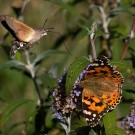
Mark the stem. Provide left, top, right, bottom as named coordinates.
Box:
left=18, top=0, right=30, bottom=18
left=25, top=50, right=35, bottom=78
left=25, top=50, right=42, bottom=105
left=98, top=6, right=111, bottom=39
left=33, top=78, right=43, bottom=104
left=61, top=115, right=71, bottom=135
left=120, top=38, right=130, bottom=60
left=89, top=22, right=97, bottom=60
left=120, top=20, right=135, bottom=60
left=89, top=37, right=97, bottom=60
left=66, top=115, right=71, bottom=135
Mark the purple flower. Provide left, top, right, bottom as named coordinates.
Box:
left=51, top=70, right=76, bottom=121
left=121, top=102, right=135, bottom=134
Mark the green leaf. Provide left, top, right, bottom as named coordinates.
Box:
left=0, top=98, right=34, bottom=127
left=89, top=129, right=97, bottom=135
left=38, top=73, right=57, bottom=89
left=115, top=128, right=127, bottom=135
left=103, top=110, right=116, bottom=135
left=74, top=126, right=91, bottom=135
left=110, top=60, right=130, bottom=67
left=66, top=56, right=89, bottom=94
left=0, top=60, right=26, bottom=70
left=109, top=5, right=134, bottom=17
left=124, top=82, right=135, bottom=90
left=33, top=50, right=66, bottom=66
left=95, top=29, right=105, bottom=38
left=72, top=115, right=87, bottom=129
left=0, top=99, right=8, bottom=120
left=123, top=90, right=135, bottom=100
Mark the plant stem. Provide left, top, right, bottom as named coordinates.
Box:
left=33, top=77, right=43, bottom=104
left=89, top=22, right=97, bottom=60
left=89, top=37, right=97, bottom=60
left=25, top=50, right=43, bottom=105
left=98, top=6, right=111, bottom=39
left=120, top=20, right=135, bottom=60
left=66, top=115, right=71, bottom=135
left=18, top=0, right=30, bottom=18
left=61, top=115, right=71, bottom=135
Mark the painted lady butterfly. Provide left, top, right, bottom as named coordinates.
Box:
left=72, top=56, right=124, bottom=127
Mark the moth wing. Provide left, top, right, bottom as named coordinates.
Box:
left=3, top=16, right=36, bottom=42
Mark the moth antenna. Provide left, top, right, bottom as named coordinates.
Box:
left=47, top=30, right=71, bottom=55
left=45, top=27, right=55, bottom=32
left=43, top=19, right=48, bottom=29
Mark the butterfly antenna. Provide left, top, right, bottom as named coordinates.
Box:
left=47, top=30, right=71, bottom=55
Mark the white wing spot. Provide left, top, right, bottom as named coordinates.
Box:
left=86, top=118, right=89, bottom=121
left=83, top=110, right=91, bottom=115
left=93, top=113, right=96, bottom=117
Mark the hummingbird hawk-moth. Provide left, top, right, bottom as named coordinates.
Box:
left=0, top=15, right=49, bottom=56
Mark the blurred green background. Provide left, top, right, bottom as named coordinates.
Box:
left=0, top=0, right=135, bottom=135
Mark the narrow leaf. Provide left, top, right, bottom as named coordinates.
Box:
left=123, top=90, right=135, bottom=100
left=0, top=98, right=34, bottom=127
left=0, top=60, right=26, bottom=70
left=33, top=50, right=66, bottom=66
left=109, top=5, right=134, bottom=17
left=124, top=82, right=135, bottom=90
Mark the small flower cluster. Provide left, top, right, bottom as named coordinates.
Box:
left=121, top=102, right=135, bottom=134
left=51, top=64, right=90, bottom=121
left=51, top=70, right=76, bottom=120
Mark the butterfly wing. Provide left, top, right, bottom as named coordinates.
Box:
left=76, top=56, right=124, bottom=127
left=82, top=88, right=109, bottom=127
